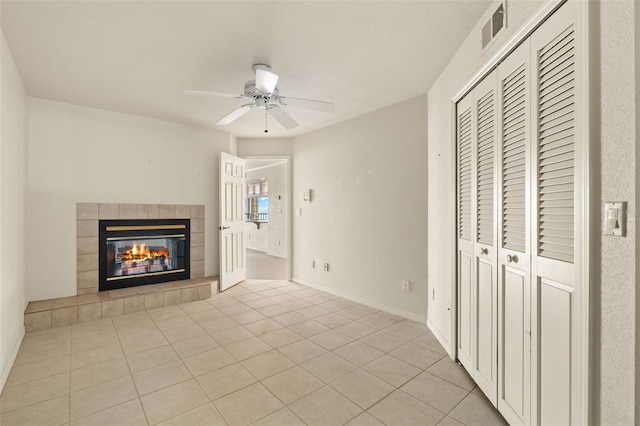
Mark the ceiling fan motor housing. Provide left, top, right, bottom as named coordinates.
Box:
left=244, top=80, right=279, bottom=99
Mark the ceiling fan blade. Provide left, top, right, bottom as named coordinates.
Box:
left=279, top=96, right=335, bottom=113
left=268, top=105, right=298, bottom=129
left=255, top=69, right=279, bottom=94
left=217, top=105, right=253, bottom=125
left=182, top=90, right=240, bottom=98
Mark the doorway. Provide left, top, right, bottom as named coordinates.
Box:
left=243, top=157, right=290, bottom=280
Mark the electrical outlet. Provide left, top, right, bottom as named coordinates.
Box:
left=401, top=280, right=410, bottom=291
left=324, top=262, right=330, bottom=272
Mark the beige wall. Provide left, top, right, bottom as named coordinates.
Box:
left=237, top=138, right=293, bottom=158
left=597, top=1, right=637, bottom=423
left=26, top=98, right=232, bottom=301
left=636, top=1, right=640, bottom=421
left=291, top=95, right=428, bottom=321
left=0, top=30, right=27, bottom=389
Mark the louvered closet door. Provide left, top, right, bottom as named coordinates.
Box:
left=530, top=2, right=583, bottom=424
left=496, top=39, right=531, bottom=426
left=471, top=71, right=498, bottom=406
left=456, top=93, right=475, bottom=373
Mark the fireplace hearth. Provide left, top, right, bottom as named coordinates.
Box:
left=99, top=219, right=190, bottom=291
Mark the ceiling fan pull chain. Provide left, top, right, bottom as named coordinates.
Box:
left=264, top=109, right=269, bottom=133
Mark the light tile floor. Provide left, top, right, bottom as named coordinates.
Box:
left=246, top=250, right=288, bottom=280
left=0, top=280, right=507, bottom=426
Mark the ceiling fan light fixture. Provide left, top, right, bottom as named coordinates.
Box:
left=254, top=64, right=279, bottom=94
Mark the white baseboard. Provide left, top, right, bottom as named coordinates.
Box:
left=292, top=277, right=427, bottom=324
left=0, top=326, right=25, bottom=393
left=427, top=318, right=454, bottom=359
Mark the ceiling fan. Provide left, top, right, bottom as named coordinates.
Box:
left=183, top=64, right=335, bottom=132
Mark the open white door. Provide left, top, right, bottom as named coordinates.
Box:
left=219, top=152, right=246, bottom=291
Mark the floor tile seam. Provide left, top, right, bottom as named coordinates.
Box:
left=423, top=362, right=476, bottom=392
left=68, top=395, right=143, bottom=425
left=157, top=401, right=216, bottom=426
left=19, top=335, right=72, bottom=352
left=170, top=338, right=223, bottom=362
left=3, top=356, right=73, bottom=389
left=68, top=377, right=139, bottom=422
left=252, top=364, right=318, bottom=407
left=432, top=386, right=475, bottom=420
left=360, top=361, right=425, bottom=390
left=110, top=314, right=152, bottom=426
left=385, top=347, right=446, bottom=370
left=158, top=326, right=208, bottom=345
left=0, top=391, right=71, bottom=418
left=389, top=388, right=451, bottom=421
left=354, top=332, right=408, bottom=349
left=326, top=373, right=396, bottom=412
left=411, top=369, right=476, bottom=396
left=125, top=352, right=178, bottom=376
left=131, top=359, right=195, bottom=398
left=152, top=318, right=199, bottom=334
left=287, top=385, right=365, bottom=426
left=329, top=346, right=385, bottom=368
left=68, top=357, right=132, bottom=394
left=12, top=345, right=72, bottom=368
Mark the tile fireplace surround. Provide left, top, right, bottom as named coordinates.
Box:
left=77, top=203, right=206, bottom=295
left=22, top=203, right=214, bottom=333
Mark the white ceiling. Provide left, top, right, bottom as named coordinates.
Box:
left=1, top=1, right=491, bottom=138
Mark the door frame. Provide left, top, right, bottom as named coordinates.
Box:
left=242, top=155, right=292, bottom=281
left=448, top=0, right=591, bottom=423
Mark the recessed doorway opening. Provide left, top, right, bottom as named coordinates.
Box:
left=243, top=157, right=290, bottom=280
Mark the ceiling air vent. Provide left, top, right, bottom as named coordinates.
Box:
left=482, top=2, right=506, bottom=51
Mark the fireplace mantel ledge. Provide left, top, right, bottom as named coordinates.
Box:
left=23, top=276, right=219, bottom=332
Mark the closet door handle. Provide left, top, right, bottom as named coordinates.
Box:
left=506, top=254, right=519, bottom=263
left=480, top=248, right=489, bottom=255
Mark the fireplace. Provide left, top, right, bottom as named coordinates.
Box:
left=99, top=219, right=191, bottom=291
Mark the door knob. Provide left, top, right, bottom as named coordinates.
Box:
left=480, top=248, right=488, bottom=255
left=506, top=254, right=519, bottom=263
left=218, top=226, right=230, bottom=231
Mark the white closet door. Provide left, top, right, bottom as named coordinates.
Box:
left=456, top=92, right=475, bottom=373
left=472, top=71, right=498, bottom=405
left=530, top=1, right=583, bottom=424
left=496, top=39, right=531, bottom=426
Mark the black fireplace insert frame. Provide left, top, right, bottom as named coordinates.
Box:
left=99, top=219, right=191, bottom=292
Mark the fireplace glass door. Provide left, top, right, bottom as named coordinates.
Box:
left=99, top=219, right=190, bottom=291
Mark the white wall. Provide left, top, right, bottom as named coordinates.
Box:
left=245, top=162, right=288, bottom=258
left=26, top=99, right=231, bottom=301
left=291, top=95, right=428, bottom=321
left=0, top=30, right=27, bottom=390
left=426, top=0, right=544, bottom=351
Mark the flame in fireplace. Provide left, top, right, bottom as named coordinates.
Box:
left=119, top=242, right=168, bottom=262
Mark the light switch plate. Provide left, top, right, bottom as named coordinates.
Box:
left=604, top=201, right=626, bottom=237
